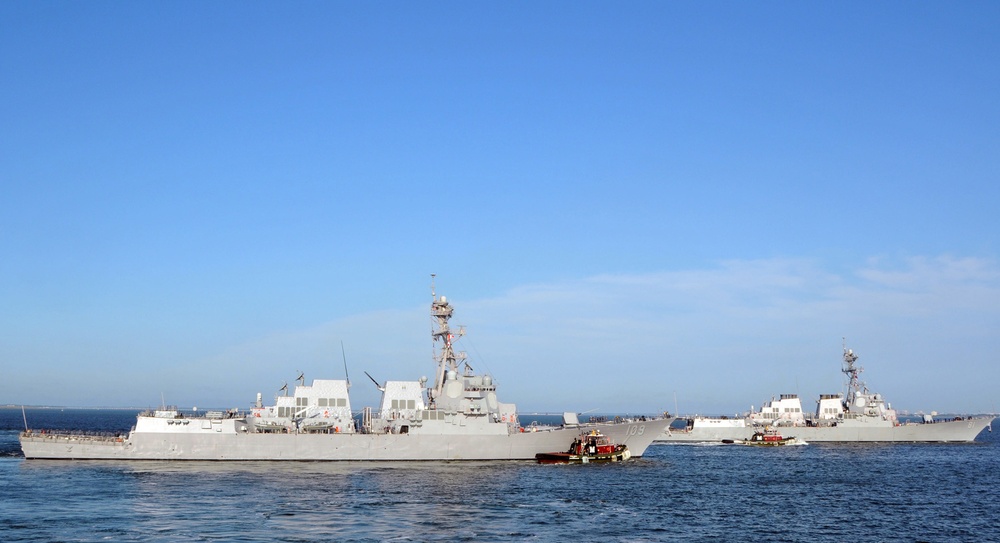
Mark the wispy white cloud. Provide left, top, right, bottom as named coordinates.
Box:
left=6, top=256, right=998, bottom=414
left=452, top=256, right=1000, bottom=414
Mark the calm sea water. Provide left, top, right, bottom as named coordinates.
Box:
left=2, top=408, right=998, bottom=542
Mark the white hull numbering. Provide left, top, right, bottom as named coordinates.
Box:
left=21, top=281, right=672, bottom=461
left=659, top=345, right=995, bottom=443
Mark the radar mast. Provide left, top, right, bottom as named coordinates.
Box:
left=842, top=339, right=868, bottom=409
left=428, top=275, right=465, bottom=405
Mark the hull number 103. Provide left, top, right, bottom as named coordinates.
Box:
left=626, top=425, right=645, bottom=436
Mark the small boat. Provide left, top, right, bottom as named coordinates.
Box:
left=535, top=430, right=631, bottom=464
left=723, top=427, right=800, bottom=446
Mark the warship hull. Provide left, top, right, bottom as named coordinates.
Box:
left=21, top=418, right=671, bottom=461
left=658, top=416, right=995, bottom=443
left=661, top=344, right=995, bottom=444
left=21, top=283, right=673, bottom=461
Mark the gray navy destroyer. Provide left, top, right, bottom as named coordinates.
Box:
left=20, top=283, right=672, bottom=460
left=660, top=344, right=994, bottom=443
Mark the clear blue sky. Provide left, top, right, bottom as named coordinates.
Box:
left=2, top=2, right=998, bottom=414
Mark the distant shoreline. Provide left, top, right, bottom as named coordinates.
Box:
left=2, top=405, right=147, bottom=410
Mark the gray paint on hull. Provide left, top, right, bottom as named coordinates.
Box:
left=21, top=418, right=673, bottom=461
left=657, top=416, right=995, bottom=443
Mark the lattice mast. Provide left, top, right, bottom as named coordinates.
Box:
left=428, top=275, right=465, bottom=405
left=842, top=339, right=867, bottom=406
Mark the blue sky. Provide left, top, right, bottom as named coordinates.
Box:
left=2, top=3, right=998, bottom=414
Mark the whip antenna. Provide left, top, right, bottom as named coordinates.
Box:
left=341, top=341, right=351, bottom=390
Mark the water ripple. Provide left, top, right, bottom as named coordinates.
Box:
left=2, top=409, right=998, bottom=542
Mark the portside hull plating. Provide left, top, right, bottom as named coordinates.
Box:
left=657, top=416, right=995, bottom=443
left=20, top=418, right=671, bottom=461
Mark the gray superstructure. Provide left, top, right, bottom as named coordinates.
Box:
left=21, top=282, right=671, bottom=460
left=659, top=345, right=994, bottom=443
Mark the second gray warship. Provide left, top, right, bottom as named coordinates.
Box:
left=659, top=345, right=994, bottom=443
left=21, top=282, right=672, bottom=460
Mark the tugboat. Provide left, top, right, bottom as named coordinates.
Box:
left=723, top=427, right=801, bottom=446
left=535, top=430, right=631, bottom=463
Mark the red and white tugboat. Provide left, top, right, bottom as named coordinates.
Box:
left=724, top=427, right=801, bottom=446
left=535, top=430, right=631, bottom=464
